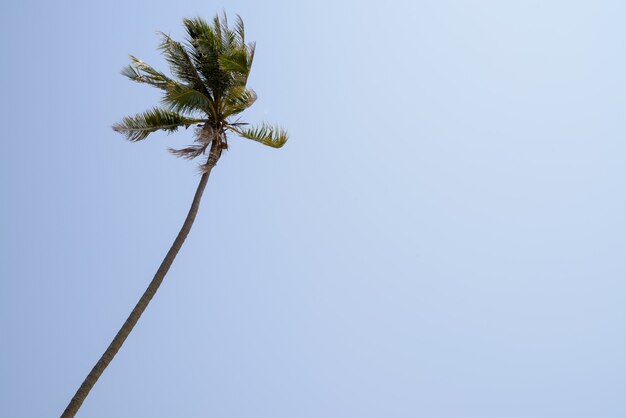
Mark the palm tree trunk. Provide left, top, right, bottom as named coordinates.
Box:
left=61, top=164, right=215, bottom=418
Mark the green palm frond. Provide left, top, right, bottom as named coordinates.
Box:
left=182, top=15, right=253, bottom=96
left=162, top=83, right=211, bottom=115
left=234, top=15, right=245, bottom=44
left=223, top=87, right=257, bottom=117
left=159, top=33, right=212, bottom=98
left=183, top=17, right=230, bottom=95
left=122, top=56, right=173, bottom=91
left=112, top=107, right=204, bottom=142
left=246, top=42, right=255, bottom=68
left=213, top=13, right=225, bottom=47
left=232, top=123, right=289, bottom=148
left=219, top=47, right=252, bottom=78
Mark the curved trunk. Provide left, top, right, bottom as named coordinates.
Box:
left=61, top=165, right=215, bottom=418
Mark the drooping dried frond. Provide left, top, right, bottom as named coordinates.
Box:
left=232, top=123, right=289, bottom=148
left=112, top=107, right=204, bottom=142
left=168, top=144, right=209, bottom=160
left=168, top=124, right=216, bottom=160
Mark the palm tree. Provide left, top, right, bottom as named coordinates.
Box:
left=61, top=13, right=287, bottom=418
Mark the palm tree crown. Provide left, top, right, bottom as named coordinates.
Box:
left=113, top=13, right=288, bottom=170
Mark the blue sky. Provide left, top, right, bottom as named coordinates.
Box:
left=1, top=0, right=626, bottom=417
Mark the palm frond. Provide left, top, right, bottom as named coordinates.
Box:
left=189, top=30, right=231, bottom=95
left=162, top=83, right=211, bottom=115
left=112, top=107, right=205, bottom=142
left=232, top=123, right=289, bottom=148
left=223, top=87, right=257, bottom=117
left=213, top=14, right=224, bottom=47
left=234, top=15, right=245, bottom=44
left=122, top=56, right=173, bottom=91
left=168, top=144, right=208, bottom=159
left=182, top=14, right=251, bottom=97
left=219, top=48, right=252, bottom=77
left=247, top=42, right=256, bottom=68
left=159, top=33, right=212, bottom=98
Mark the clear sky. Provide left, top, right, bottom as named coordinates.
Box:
left=1, top=0, right=625, bottom=417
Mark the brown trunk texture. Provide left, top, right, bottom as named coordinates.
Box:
left=61, top=166, right=214, bottom=418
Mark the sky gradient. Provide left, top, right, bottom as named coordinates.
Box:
left=1, top=0, right=626, bottom=417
